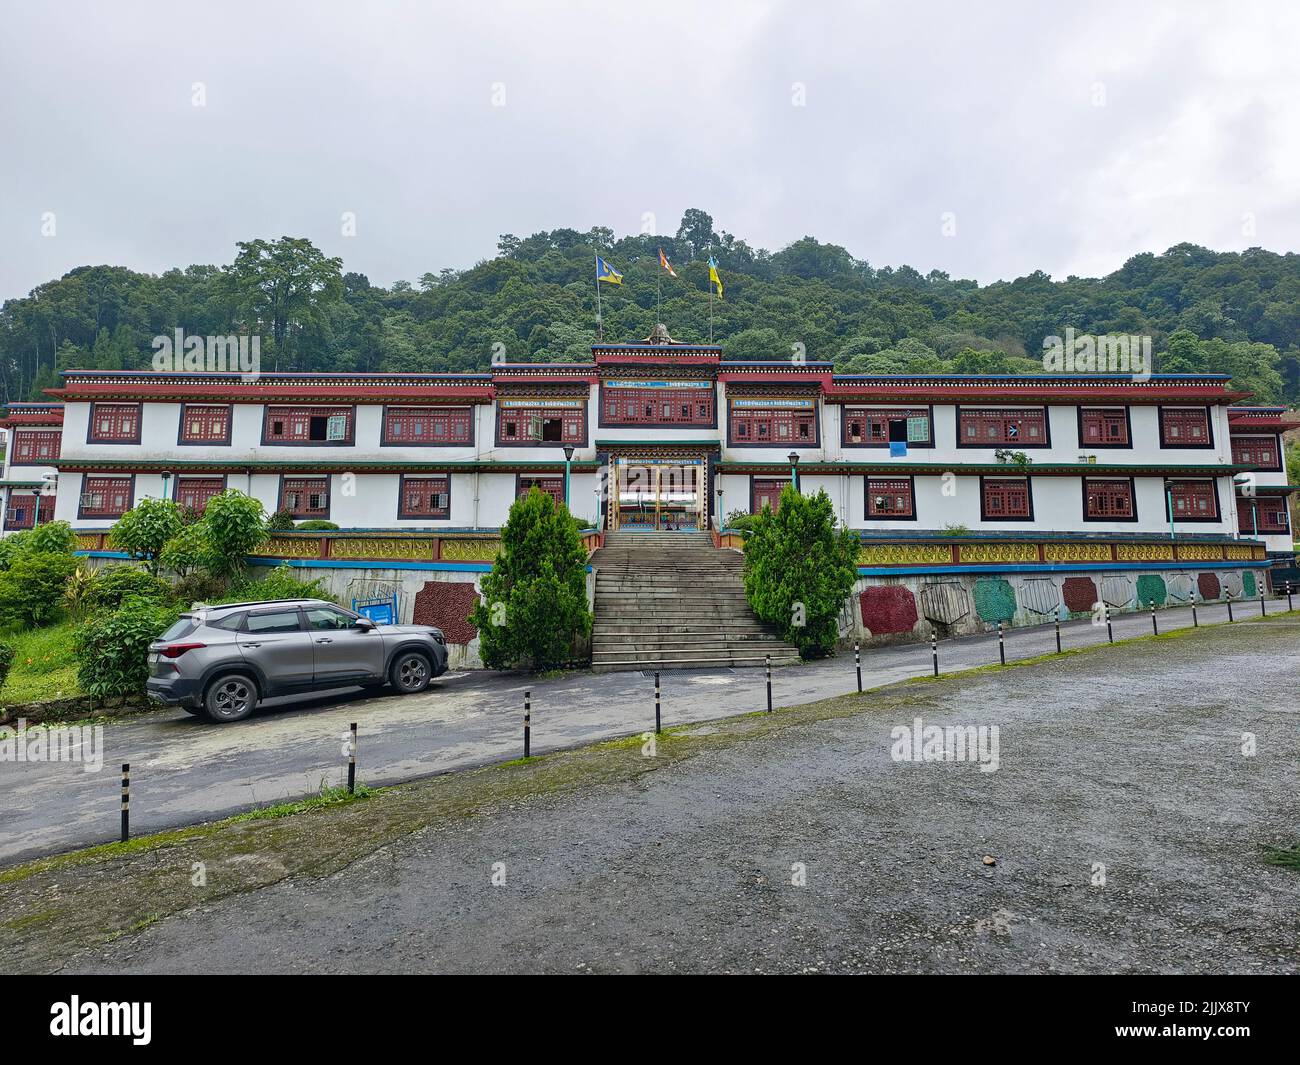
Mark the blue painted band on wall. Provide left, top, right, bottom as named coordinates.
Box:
left=858, top=560, right=1272, bottom=577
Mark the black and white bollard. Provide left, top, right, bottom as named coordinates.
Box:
left=1260, top=589, right=1266, bottom=616
left=1150, top=602, right=1158, bottom=636
left=1105, top=604, right=1113, bottom=644
left=997, top=621, right=1005, bottom=666
left=1191, top=592, right=1198, bottom=628
left=1054, top=616, right=1061, bottom=654
left=523, top=690, right=531, bottom=758
left=1227, top=593, right=1234, bottom=622
left=931, top=630, right=939, bottom=677
left=854, top=641, right=862, bottom=693
left=765, top=655, right=772, bottom=714
left=1288, top=582, right=1294, bottom=612
left=654, top=671, right=661, bottom=735
left=347, top=722, right=357, bottom=795
left=120, top=762, right=130, bottom=843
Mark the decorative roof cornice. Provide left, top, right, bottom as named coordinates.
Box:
left=53, top=458, right=601, bottom=475
left=717, top=460, right=1251, bottom=477
left=50, top=370, right=496, bottom=404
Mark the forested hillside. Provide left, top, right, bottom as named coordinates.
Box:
left=3, top=208, right=1298, bottom=405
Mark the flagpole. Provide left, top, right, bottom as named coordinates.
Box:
left=709, top=271, right=714, bottom=343
left=594, top=253, right=603, bottom=340
left=656, top=264, right=661, bottom=326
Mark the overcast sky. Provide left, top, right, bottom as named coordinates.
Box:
left=2, top=0, right=1297, bottom=301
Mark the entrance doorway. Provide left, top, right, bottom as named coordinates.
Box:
left=611, top=457, right=705, bottom=531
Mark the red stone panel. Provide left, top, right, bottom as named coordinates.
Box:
left=1062, top=576, right=1098, bottom=614
left=412, top=581, right=480, bottom=644
left=859, top=585, right=919, bottom=635
left=1197, top=573, right=1220, bottom=600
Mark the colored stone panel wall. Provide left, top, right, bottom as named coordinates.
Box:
left=973, top=578, right=1017, bottom=623
left=1135, top=574, right=1166, bottom=607
left=1100, top=575, right=1134, bottom=608
left=920, top=581, right=971, bottom=626
left=859, top=585, right=919, bottom=635
left=1197, top=573, right=1221, bottom=600
left=1243, top=571, right=1257, bottom=598
left=1062, top=576, right=1098, bottom=614
left=413, top=581, right=480, bottom=644
left=1020, top=577, right=1060, bottom=616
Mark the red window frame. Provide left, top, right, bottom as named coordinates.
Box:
left=175, top=476, right=226, bottom=515
left=750, top=478, right=790, bottom=514
left=1166, top=480, right=1219, bottom=521
left=383, top=406, right=474, bottom=446
left=1230, top=435, right=1280, bottom=469
left=1159, top=407, right=1212, bottom=447
left=981, top=477, right=1033, bottom=520
left=729, top=404, right=818, bottom=446
left=958, top=408, right=1049, bottom=447
left=497, top=404, right=586, bottom=446
left=1078, top=408, right=1130, bottom=448
left=398, top=475, right=451, bottom=519
left=517, top=476, right=565, bottom=506
left=843, top=408, right=932, bottom=447
left=3, top=494, right=55, bottom=530
left=87, top=403, right=141, bottom=443
left=865, top=477, right=916, bottom=520
left=178, top=404, right=232, bottom=444
left=1238, top=500, right=1290, bottom=534
left=9, top=430, right=61, bottom=464
left=263, top=406, right=355, bottom=446
left=279, top=476, right=331, bottom=518
left=1083, top=478, right=1136, bottom=521
left=79, top=476, right=133, bottom=518
left=600, top=386, right=715, bottom=427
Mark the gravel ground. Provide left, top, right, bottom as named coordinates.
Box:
left=20, top=617, right=1300, bottom=974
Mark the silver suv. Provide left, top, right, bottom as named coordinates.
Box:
left=146, top=599, right=449, bottom=723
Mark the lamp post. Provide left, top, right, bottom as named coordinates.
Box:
left=1163, top=478, right=1175, bottom=542
left=160, top=470, right=172, bottom=502
left=562, top=445, right=574, bottom=510
left=31, top=482, right=44, bottom=530
left=715, top=487, right=725, bottom=531
left=788, top=451, right=800, bottom=494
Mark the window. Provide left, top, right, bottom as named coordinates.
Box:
left=175, top=477, right=225, bottom=514
left=245, top=610, right=303, bottom=634
left=601, top=386, right=714, bottom=426
left=263, top=406, right=354, bottom=445
left=1160, top=407, right=1212, bottom=447
left=305, top=607, right=363, bottom=630
left=981, top=477, right=1033, bottom=520
left=729, top=401, right=818, bottom=446
left=87, top=403, right=141, bottom=443
left=398, top=475, right=450, bottom=519
left=865, top=477, right=916, bottom=519
left=1078, top=408, right=1129, bottom=447
left=3, top=494, right=54, bottom=530
left=959, top=408, right=1048, bottom=447
left=497, top=403, right=585, bottom=446
left=80, top=476, right=133, bottom=518
left=383, top=406, right=473, bottom=445
left=1238, top=501, right=1290, bottom=534
left=210, top=613, right=246, bottom=632
left=1167, top=480, right=1218, bottom=521
left=844, top=408, right=931, bottom=447
left=1231, top=435, right=1280, bottom=469
left=9, top=430, right=60, bottom=464
left=1083, top=478, right=1136, bottom=520
left=178, top=404, right=231, bottom=444
left=751, top=478, right=790, bottom=513
left=517, top=476, right=564, bottom=506
left=280, top=476, right=330, bottom=518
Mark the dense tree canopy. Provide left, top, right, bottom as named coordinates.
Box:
left=3, top=214, right=1299, bottom=404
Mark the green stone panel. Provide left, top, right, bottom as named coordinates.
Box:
left=1136, top=574, right=1167, bottom=608
left=1243, top=571, right=1257, bottom=598
left=973, top=578, right=1017, bottom=623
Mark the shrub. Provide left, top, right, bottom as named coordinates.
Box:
left=225, top=564, right=331, bottom=604
left=63, top=564, right=96, bottom=618
left=202, top=490, right=268, bottom=579
left=470, top=488, right=592, bottom=670
left=158, top=520, right=216, bottom=577
left=74, top=596, right=182, bottom=701
left=266, top=509, right=296, bottom=533
left=108, top=498, right=184, bottom=573
left=0, top=552, right=80, bottom=626
left=82, top=564, right=175, bottom=612
left=0, top=520, right=76, bottom=571
left=0, top=640, right=14, bottom=690
left=741, top=486, right=860, bottom=659
left=172, top=571, right=229, bottom=606
left=295, top=519, right=339, bottom=531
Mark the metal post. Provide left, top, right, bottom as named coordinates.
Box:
left=1105, top=604, right=1113, bottom=644
left=347, top=722, right=357, bottom=794
left=1054, top=617, right=1061, bottom=654
left=654, top=672, right=661, bottom=734
left=1150, top=602, right=1158, bottom=636
left=854, top=641, right=862, bottom=693
left=1226, top=593, right=1234, bottom=622
left=1191, top=592, right=1198, bottom=628
left=1288, top=582, right=1294, bottom=612
left=120, top=763, right=130, bottom=843
left=1260, top=589, right=1266, bottom=616
left=931, top=631, right=938, bottom=676
left=524, top=690, right=531, bottom=757
left=765, top=655, right=772, bottom=713
left=997, top=622, right=1005, bottom=665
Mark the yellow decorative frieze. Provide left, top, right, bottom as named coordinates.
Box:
left=1224, top=544, right=1256, bottom=561
left=330, top=537, right=434, bottom=561
left=1116, top=543, right=1174, bottom=562
left=957, top=542, right=1038, bottom=564
left=74, top=533, right=102, bottom=551
left=440, top=538, right=502, bottom=562
left=859, top=544, right=953, bottom=566
left=1176, top=544, right=1224, bottom=561
left=1044, top=542, right=1111, bottom=563
left=254, top=536, right=322, bottom=559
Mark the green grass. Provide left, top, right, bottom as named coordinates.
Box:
left=228, top=783, right=376, bottom=822
left=0, top=621, right=82, bottom=704
left=1263, top=844, right=1300, bottom=871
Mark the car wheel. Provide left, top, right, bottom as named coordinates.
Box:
left=389, top=651, right=432, bottom=694
left=204, top=673, right=258, bottom=723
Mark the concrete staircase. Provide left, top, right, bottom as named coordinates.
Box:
left=589, top=530, right=802, bottom=672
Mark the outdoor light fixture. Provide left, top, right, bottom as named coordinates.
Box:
left=160, top=470, right=173, bottom=501
left=561, top=445, right=575, bottom=507
left=788, top=451, right=800, bottom=492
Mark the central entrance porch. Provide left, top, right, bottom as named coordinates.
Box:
left=609, top=454, right=710, bottom=531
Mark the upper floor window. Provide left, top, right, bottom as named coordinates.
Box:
left=1078, top=408, right=1130, bottom=448
left=1167, top=479, right=1219, bottom=521
left=601, top=385, right=714, bottom=426
left=1230, top=435, right=1280, bottom=469
left=750, top=478, right=790, bottom=514
left=263, top=406, right=354, bottom=446
left=87, top=402, right=141, bottom=444
left=729, top=399, right=818, bottom=446
left=843, top=408, right=932, bottom=447
left=497, top=401, right=585, bottom=446
left=517, top=476, right=565, bottom=506
left=383, top=406, right=473, bottom=446
left=865, top=477, right=916, bottom=519
left=80, top=476, right=133, bottom=518
left=1083, top=478, right=1136, bottom=520
left=179, top=404, right=232, bottom=444
left=280, top=476, right=330, bottom=518
left=959, top=408, right=1048, bottom=447
left=398, top=475, right=450, bottom=519
left=175, top=476, right=225, bottom=515
left=981, top=477, right=1033, bottom=520
left=1160, top=407, right=1212, bottom=448
left=9, top=430, right=60, bottom=464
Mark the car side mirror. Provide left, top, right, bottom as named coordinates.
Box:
left=354, top=617, right=376, bottom=631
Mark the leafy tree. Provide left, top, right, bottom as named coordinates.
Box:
left=470, top=488, right=592, bottom=670
left=158, top=521, right=216, bottom=577
left=741, top=487, right=859, bottom=658
left=0, top=553, right=80, bottom=626
left=201, top=490, right=268, bottom=581
left=109, top=498, right=184, bottom=573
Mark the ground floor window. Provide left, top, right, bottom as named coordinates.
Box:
left=80, top=476, right=133, bottom=519
left=399, top=475, right=450, bottom=519
left=517, top=476, right=564, bottom=507
left=1083, top=478, right=1136, bottom=520
left=1167, top=479, right=1218, bottom=521
left=1236, top=498, right=1290, bottom=534
left=175, top=476, right=225, bottom=515
left=865, top=477, right=915, bottom=519
left=981, top=477, right=1033, bottom=520
left=3, top=493, right=55, bottom=529
left=751, top=478, right=789, bottom=514
left=280, top=476, right=330, bottom=518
